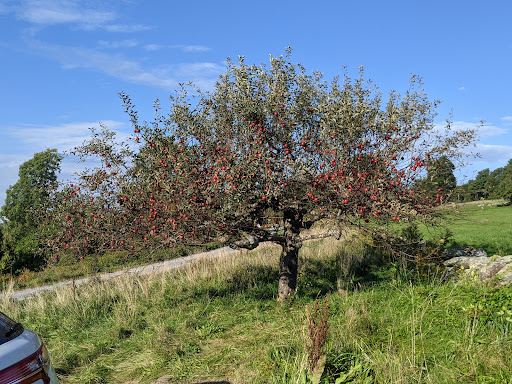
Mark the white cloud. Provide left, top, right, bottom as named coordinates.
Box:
left=502, top=116, right=512, bottom=123
left=179, top=45, right=212, bottom=53
left=0, top=154, right=27, bottom=182
left=11, top=0, right=149, bottom=32
left=458, top=86, right=465, bottom=91
left=0, top=120, right=130, bottom=206
left=29, top=39, right=224, bottom=90
left=18, top=0, right=115, bottom=27
left=104, top=23, right=151, bottom=33
left=0, top=154, right=30, bottom=206
left=432, top=121, right=511, bottom=179
left=145, top=44, right=212, bottom=53
left=97, top=39, right=139, bottom=49
left=473, top=143, right=512, bottom=163
left=4, top=120, right=127, bottom=150
left=473, top=123, right=507, bottom=138
left=435, top=121, right=507, bottom=138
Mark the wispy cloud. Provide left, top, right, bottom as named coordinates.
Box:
left=0, top=2, right=15, bottom=14
left=473, top=143, right=512, bottom=163
left=11, top=0, right=149, bottom=32
left=18, top=0, right=114, bottom=26
left=0, top=120, right=130, bottom=205
left=144, top=44, right=212, bottom=53
left=435, top=121, right=507, bottom=138
left=502, top=116, right=512, bottom=123
left=3, top=120, right=128, bottom=150
left=104, top=23, right=151, bottom=33
left=0, top=154, right=30, bottom=206
left=0, top=154, right=27, bottom=186
left=6, top=1, right=219, bottom=90
left=29, top=39, right=224, bottom=90
left=470, top=123, right=507, bottom=138
left=97, top=39, right=139, bottom=49
left=458, top=86, right=465, bottom=91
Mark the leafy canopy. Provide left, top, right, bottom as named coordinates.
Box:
left=47, top=52, right=476, bottom=260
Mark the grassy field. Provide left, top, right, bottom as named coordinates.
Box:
left=2, top=233, right=512, bottom=383
left=420, top=200, right=512, bottom=256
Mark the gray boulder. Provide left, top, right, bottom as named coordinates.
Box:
left=443, top=247, right=512, bottom=285
left=442, top=246, right=487, bottom=260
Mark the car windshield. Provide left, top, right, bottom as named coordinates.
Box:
left=0, top=312, right=24, bottom=345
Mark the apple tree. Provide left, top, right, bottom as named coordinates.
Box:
left=46, top=52, right=476, bottom=300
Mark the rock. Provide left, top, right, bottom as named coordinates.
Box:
left=501, top=255, right=512, bottom=264
left=152, top=376, right=174, bottom=384
left=150, top=377, right=230, bottom=384
left=444, top=255, right=488, bottom=269
left=443, top=247, right=512, bottom=285
left=498, top=271, right=512, bottom=286
left=442, top=247, right=487, bottom=260
left=478, top=259, right=507, bottom=280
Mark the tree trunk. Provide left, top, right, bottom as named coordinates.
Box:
left=278, top=210, right=303, bottom=301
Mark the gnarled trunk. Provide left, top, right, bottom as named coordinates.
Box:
left=278, top=210, right=303, bottom=300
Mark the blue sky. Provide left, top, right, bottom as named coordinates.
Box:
left=1, top=0, right=511, bottom=206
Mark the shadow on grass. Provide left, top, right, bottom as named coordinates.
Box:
left=185, top=253, right=396, bottom=303
left=189, top=382, right=231, bottom=384
left=296, top=257, right=338, bottom=299
left=191, top=382, right=231, bottom=384
left=186, top=264, right=280, bottom=301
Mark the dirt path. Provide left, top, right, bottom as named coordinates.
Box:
left=1, top=246, right=239, bottom=301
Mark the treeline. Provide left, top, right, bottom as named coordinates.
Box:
left=0, top=149, right=62, bottom=273
left=454, top=159, right=512, bottom=203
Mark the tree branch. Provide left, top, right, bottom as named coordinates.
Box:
left=231, top=228, right=341, bottom=250
left=230, top=230, right=286, bottom=250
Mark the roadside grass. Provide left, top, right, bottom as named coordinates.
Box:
left=2, top=236, right=512, bottom=383
left=0, top=242, right=222, bottom=291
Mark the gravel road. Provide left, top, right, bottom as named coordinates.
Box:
left=1, top=246, right=239, bottom=301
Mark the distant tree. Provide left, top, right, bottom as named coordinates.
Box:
left=471, top=168, right=491, bottom=200
left=486, top=166, right=506, bottom=197
left=455, top=160, right=512, bottom=203
left=422, top=155, right=457, bottom=202
left=0, top=221, right=4, bottom=260
left=47, top=52, right=476, bottom=300
left=0, top=149, right=62, bottom=272
left=491, top=159, right=512, bottom=202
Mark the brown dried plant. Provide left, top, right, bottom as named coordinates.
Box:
left=305, top=293, right=331, bottom=372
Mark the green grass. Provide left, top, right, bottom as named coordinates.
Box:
left=0, top=241, right=223, bottom=291
left=1, top=200, right=511, bottom=383
left=2, top=237, right=512, bottom=384
left=419, top=200, right=512, bottom=256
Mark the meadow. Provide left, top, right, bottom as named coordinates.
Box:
left=438, top=201, right=512, bottom=256
left=1, top=201, right=512, bottom=383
